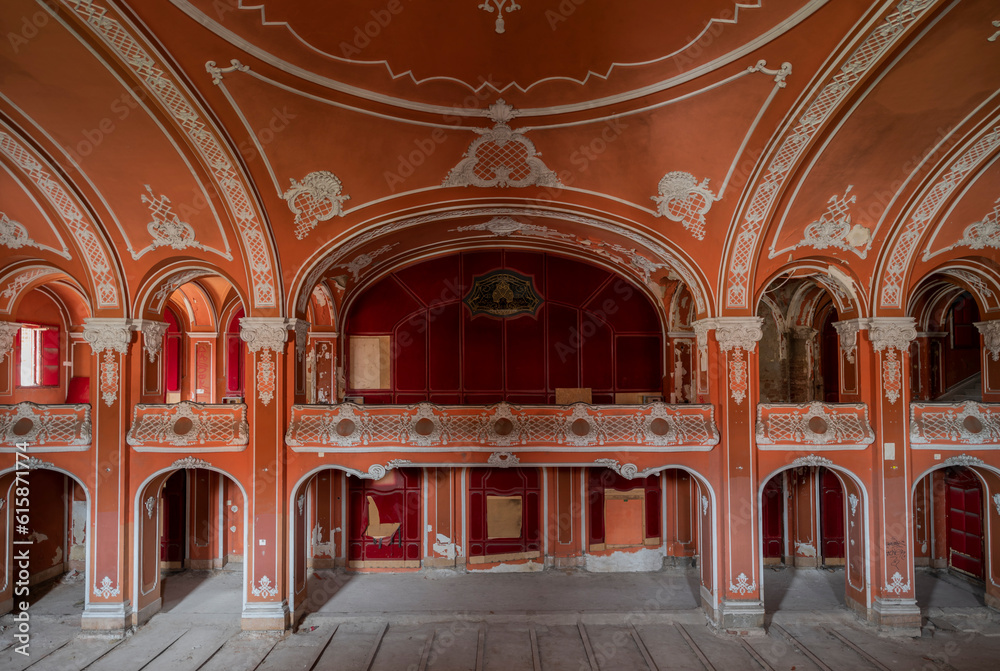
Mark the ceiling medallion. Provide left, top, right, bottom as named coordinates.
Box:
left=479, top=0, right=521, bottom=34
left=464, top=269, right=542, bottom=318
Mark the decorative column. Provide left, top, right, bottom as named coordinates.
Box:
left=975, top=321, right=1000, bottom=402
left=833, top=319, right=867, bottom=403
left=866, top=317, right=919, bottom=632
left=713, top=316, right=765, bottom=632
left=0, top=321, right=21, bottom=399
left=239, top=317, right=297, bottom=630
left=80, top=318, right=135, bottom=632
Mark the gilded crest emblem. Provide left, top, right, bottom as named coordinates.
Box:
left=464, top=270, right=542, bottom=318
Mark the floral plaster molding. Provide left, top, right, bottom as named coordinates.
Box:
left=833, top=319, right=868, bottom=364
left=479, top=0, right=520, bottom=33
left=794, top=185, right=871, bottom=257
left=83, top=319, right=135, bottom=407
left=941, top=454, right=986, bottom=468
left=140, top=186, right=215, bottom=257
left=869, top=318, right=916, bottom=404
left=241, top=318, right=298, bottom=405
left=975, top=320, right=1000, bottom=361
left=790, top=454, right=834, bottom=468
left=171, top=456, right=212, bottom=469
left=282, top=171, right=350, bottom=240
left=910, top=401, right=1000, bottom=446
left=714, top=317, right=763, bottom=405
left=137, top=320, right=169, bottom=363
left=652, top=171, right=718, bottom=241
left=0, top=213, right=46, bottom=254
left=361, top=459, right=412, bottom=480
left=0, top=321, right=21, bottom=363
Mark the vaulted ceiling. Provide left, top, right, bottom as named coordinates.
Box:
left=1, top=0, right=998, bottom=322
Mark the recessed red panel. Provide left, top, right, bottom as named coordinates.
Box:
left=347, top=276, right=421, bottom=332
left=505, top=304, right=546, bottom=391
left=468, top=468, right=541, bottom=558
left=615, top=335, right=661, bottom=389
left=586, top=280, right=661, bottom=333
left=394, top=313, right=426, bottom=391
left=463, top=310, right=504, bottom=391
left=428, top=302, right=461, bottom=392
left=546, top=255, right=610, bottom=306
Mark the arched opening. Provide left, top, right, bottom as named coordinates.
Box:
left=0, top=468, right=88, bottom=624
left=164, top=307, right=183, bottom=403
left=758, top=466, right=867, bottom=617
left=223, top=307, right=246, bottom=402
left=134, top=467, right=246, bottom=626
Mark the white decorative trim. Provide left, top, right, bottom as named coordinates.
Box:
left=478, top=0, right=520, bottom=33
left=140, top=186, right=214, bottom=256
left=947, top=198, right=1000, bottom=253
left=790, top=454, right=833, bottom=468
left=443, top=100, right=560, bottom=188
left=241, top=318, right=295, bottom=405
left=756, top=402, right=875, bottom=446
left=82, top=318, right=133, bottom=356
left=975, top=320, right=1000, bottom=361
left=848, top=493, right=859, bottom=516
left=992, top=493, right=1000, bottom=516
left=20, top=456, right=54, bottom=470
left=292, top=320, right=310, bottom=360
left=910, top=401, right=1000, bottom=445
left=941, top=454, right=985, bottom=468
left=833, top=319, right=867, bottom=364
left=455, top=216, right=573, bottom=239
left=715, top=318, right=763, bottom=405
left=94, top=576, right=120, bottom=599
left=795, top=185, right=870, bottom=257
left=344, top=244, right=396, bottom=282
left=0, top=403, right=91, bottom=447
left=145, top=497, right=155, bottom=519
left=251, top=575, right=279, bottom=598
left=138, top=320, right=169, bottom=363
left=652, top=171, right=718, bottom=241
left=870, top=318, right=916, bottom=405
left=171, top=456, right=211, bottom=469
left=488, top=451, right=520, bottom=468
left=297, top=495, right=305, bottom=516
left=885, top=571, right=909, bottom=596
left=126, top=402, right=249, bottom=447
left=362, top=459, right=412, bottom=480
left=0, top=213, right=45, bottom=253
left=0, top=321, right=21, bottom=363
left=729, top=572, right=756, bottom=595
left=701, top=495, right=708, bottom=516
left=282, top=171, right=350, bottom=240
left=0, top=269, right=51, bottom=315
left=593, top=458, right=644, bottom=480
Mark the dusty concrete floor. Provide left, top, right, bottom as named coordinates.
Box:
left=1, top=566, right=998, bottom=670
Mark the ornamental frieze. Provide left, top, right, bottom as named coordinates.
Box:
left=910, top=401, right=1000, bottom=447
left=756, top=402, right=874, bottom=448
left=127, top=401, right=249, bottom=452
left=0, top=403, right=91, bottom=450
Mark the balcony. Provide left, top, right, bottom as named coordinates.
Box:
left=0, top=402, right=91, bottom=451
left=286, top=401, right=719, bottom=452
left=126, top=401, right=248, bottom=453
left=910, top=401, right=1000, bottom=448
left=755, top=402, right=874, bottom=449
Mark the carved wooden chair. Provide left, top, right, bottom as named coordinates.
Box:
left=365, top=495, right=401, bottom=548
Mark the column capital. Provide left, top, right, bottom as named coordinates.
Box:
left=135, top=319, right=169, bottom=362
left=833, top=319, right=868, bottom=364
left=0, top=321, right=21, bottom=362
left=714, top=316, right=764, bottom=353
left=868, top=317, right=917, bottom=352
left=239, top=317, right=296, bottom=353
left=975, top=320, right=1000, bottom=361
left=82, top=318, right=135, bottom=355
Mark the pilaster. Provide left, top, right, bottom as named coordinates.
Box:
left=975, top=320, right=1000, bottom=402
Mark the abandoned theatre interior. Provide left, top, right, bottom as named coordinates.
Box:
left=1, top=0, right=999, bottom=640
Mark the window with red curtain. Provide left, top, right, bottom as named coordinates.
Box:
left=225, top=308, right=245, bottom=397
left=17, top=324, right=60, bottom=387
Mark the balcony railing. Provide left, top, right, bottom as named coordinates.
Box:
left=286, top=401, right=719, bottom=451
left=910, top=401, right=1000, bottom=447
left=0, top=402, right=91, bottom=451
left=126, top=401, right=248, bottom=452
left=755, top=402, right=874, bottom=448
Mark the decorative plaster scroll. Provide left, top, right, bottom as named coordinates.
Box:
left=488, top=451, right=520, bottom=467
left=0, top=403, right=91, bottom=447
left=62, top=0, right=276, bottom=307
left=789, top=454, right=833, bottom=468
left=795, top=185, right=871, bottom=257
left=942, top=454, right=985, bottom=468
left=251, top=575, right=279, bottom=597
left=141, top=186, right=214, bottom=256
left=0, top=321, right=20, bottom=363
left=126, top=402, right=249, bottom=448
left=714, top=318, right=763, bottom=405
left=910, top=402, right=1000, bottom=446
left=361, top=459, right=412, bottom=481
left=479, top=0, right=520, bottom=33
left=344, top=244, right=395, bottom=282
left=870, top=318, right=916, bottom=404
left=945, top=198, right=1000, bottom=254
left=726, top=0, right=937, bottom=308
left=145, top=497, right=155, bottom=519
left=0, top=130, right=119, bottom=308
left=454, top=216, right=573, bottom=239
left=729, top=572, right=756, bottom=595
left=171, top=456, right=212, bottom=469
left=756, top=402, right=874, bottom=447
left=0, top=213, right=45, bottom=253
left=83, top=319, right=134, bottom=407
left=833, top=319, right=868, bottom=364
left=138, top=321, right=169, bottom=363
left=651, top=171, right=718, bottom=241
left=282, top=171, right=350, bottom=240
left=443, top=100, right=560, bottom=188
left=881, top=123, right=1000, bottom=307
left=593, top=458, right=647, bottom=480
left=94, top=576, right=120, bottom=599
left=19, top=456, right=54, bottom=470
left=848, top=493, right=859, bottom=516
left=975, top=320, right=1000, bottom=361
left=286, top=401, right=720, bottom=450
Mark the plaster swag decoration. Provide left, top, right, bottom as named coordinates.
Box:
left=95, top=576, right=120, bottom=599
left=948, top=198, right=1000, bottom=253
left=141, top=186, right=209, bottom=255
left=138, top=320, right=169, bottom=363
left=975, top=320, right=1000, bottom=361
left=713, top=318, right=764, bottom=405
left=790, top=454, right=834, bottom=468
left=455, top=216, right=572, bottom=239
left=0, top=321, right=21, bottom=363
left=171, top=456, right=212, bottom=469
left=869, top=318, right=916, bottom=404
left=941, top=454, right=986, bottom=468
left=488, top=451, right=520, bottom=467
left=885, top=571, right=909, bottom=595
left=240, top=318, right=295, bottom=405
left=910, top=402, right=1000, bottom=445
left=0, top=403, right=91, bottom=447
left=796, top=185, right=870, bottom=257
left=19, top=456, right=55, bottom=470
left=443, top=100, right=560, bottom=189
left=282, top=171, right=350, bottom=240
left=0, top=212, right=44, bottom=252
left=478, top=0, right=520, bottom=33
left=729, top=572, right=756, bottom=596
left=83, top=319, right=133, bottom=407
left=651, top=171, right=718, bottom=241
left=126, top=402, right=249, bottom=447
left=756, top=403, right=875, bottom=446
left=251, top=575, right=279, bottom=598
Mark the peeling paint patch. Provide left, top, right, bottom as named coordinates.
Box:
left=433, top=533, right=462, bottom=559
left=794, top=542, right=817, bottom=557
left=52, top=545, right=63, bottom=566
left=585, top=548, right=663, bottom=573
left=311, top=523, right=337, bottom=557
left=475, top=561, right=544, bottom=573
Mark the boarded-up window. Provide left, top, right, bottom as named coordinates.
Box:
left=487, top=495, right=523, bottom=539
left=350, top=336, right=391, bottom=390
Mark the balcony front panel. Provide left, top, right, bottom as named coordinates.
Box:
left=127, top=401, right=249, bottom=452
left=0, top=402, right=91, bottom=452
left=910, top=401, right=1000, bottom=448
left=755, top=402, right=874, bottom=449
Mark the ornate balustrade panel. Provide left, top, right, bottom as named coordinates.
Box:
left=910, top=401, right=1000, bottom=448
left=127, top=401, right=248, bottom=452
left=755, top=402, right=874, bottom=449
left=286, top=402, right=719, bottom=452
left=0, top=403, right=91, bottom=451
